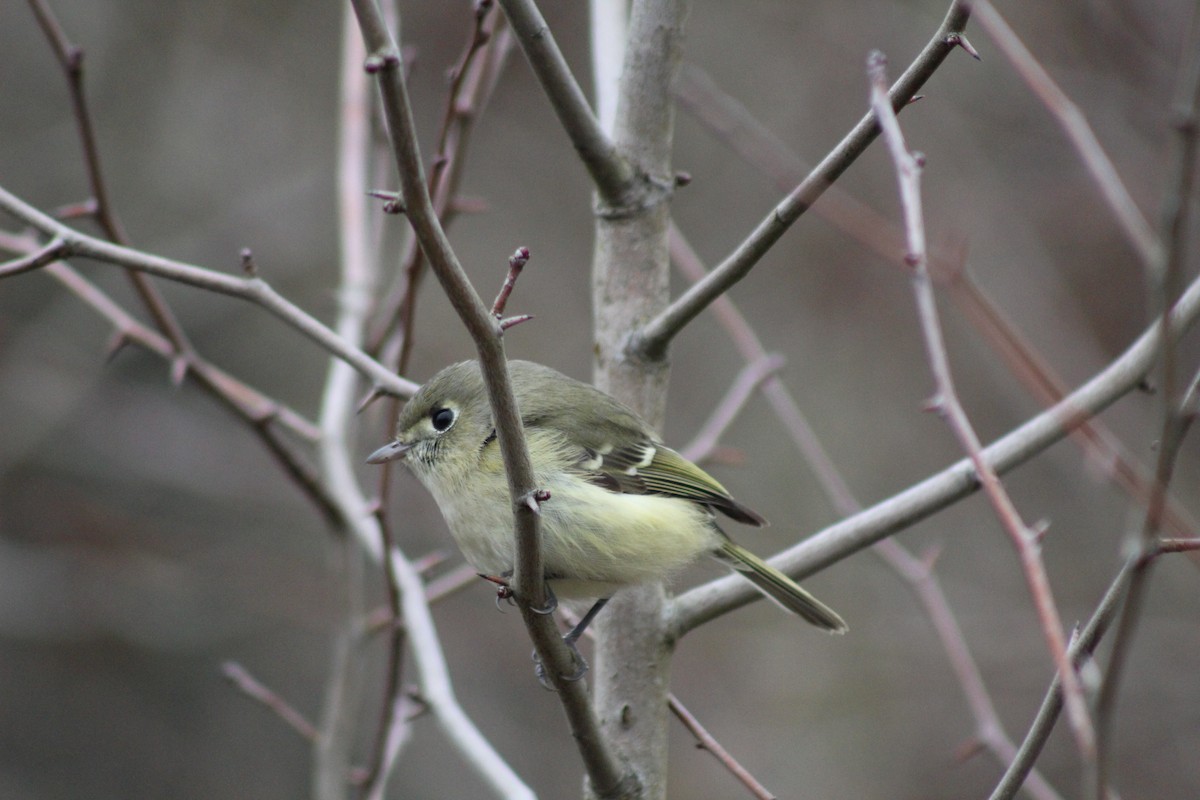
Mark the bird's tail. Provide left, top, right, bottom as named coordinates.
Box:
left=715, top=540, right=847, bottom=634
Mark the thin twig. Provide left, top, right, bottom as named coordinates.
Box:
left=222, top=661, right=320, bottom=743
left=668, top=693, right=777, bottom=800
left=868, top=48, right=1094, bottom=759
left=492, top=246, right=531, bottom=317
left=496, top=0, right=635, bottom=205
left=988, top=557, right=1134, bottom=800
left=674, top=59, right=1200, bottom=543
left=989, top=533, right=1200, bottom=800
left=323, top=11, right=409, bottom=799
left=968, top=0, right=1160, bottom=270
left=21, top=0, right=363, bottom=526
left=679, top=353, right=786, bottom=463
left=0, top=184, right=418, bottom=398
left=631, top=0, right=973, bottom=361
left=670, top=266, right=1200, bottom=633
left=1091, top=20, right=1200, bottom=797
left=670, top=221, right=1064, bottom=800
left=0, top=237, right=68, bottom=277
left=27, top=0, right=197, bottom=381
left=349, top=1, right=629, bottom=794
left=367, top=4, right=512, bottom=362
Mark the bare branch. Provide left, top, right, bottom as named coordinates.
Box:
left=1092, top=24, right=1200, bottom=797
left=670, top=242, right=1200, bottom=637
left=669, top=226, right=1064, bottom=800
left=27, top=0, right=198, bottom=377
left=679, top=353, right=785, bottom=463
left=869, top=49, right=1095, bottom=757
left=0, top=236, right=68, bottom=277
left=988, top=537, right=1200, bottom=800
left=968, top=0, right=1161, bottom=271
left=674, top=59, right=1200, bottom=541
left=349, top=1, right=629, bottom=794
left=631, top=0, right=973, bottom=360
left=668, top=693, right=777, bottom=800
left=222, top=661, right=320, bottom=743
left=496, top=0, right=635, bottom=205
left=0, top=184, right=418, bottom=398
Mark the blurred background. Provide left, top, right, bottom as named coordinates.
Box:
left=1, top=1, right=1198, bottom=798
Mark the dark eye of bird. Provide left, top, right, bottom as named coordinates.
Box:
left=430, top=407, right=455, bottom=432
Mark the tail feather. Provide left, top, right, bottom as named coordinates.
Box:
left=715, top=540, right=847, bottom=634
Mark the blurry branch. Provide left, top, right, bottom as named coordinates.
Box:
left=558, top=599, right=778, bottom=800
left=588, top=0, right=627, bottom=135
left=630, top=0, right=973, bottom=361
left=27, top=0, right=196, bottom=380
left=368, top=5, right=514, bottom=366
left=670, top=252, right=1200, bottom=635
left=874, top=541, right=1065, bottom=800
left=668, top=694, right=777, bottom=800
left=668, top=227, right=1065, bottom=800
left=679, top=353, right=785, bottom=463
left=312, top=14, right=388, bottom=800
left=0, top=185, right=418, bottom=399
left=0, top=239, right=317, bottom=440
left=674, top=60, right=1200, bottom=543
left=990, top=537, right=1200, bottom=800
left=21, top=0, right=371, bottom=527
left=0, top=233, right=346, bottom=526
left=348, top=2, right=630, bottom=796
left=1092, top=27, right=1200, bottom=799
left=497, top=0, right=636, bottom=205
left=867, top=50, right=1094, bottom=758
left=221, top=661, right=320, bottom=743
left=968, top=0, right=1161, bottom=271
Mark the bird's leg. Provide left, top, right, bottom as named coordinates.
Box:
left=533, top=597, right=610, bottom=689
left=564, top=597, right=609, bottom=648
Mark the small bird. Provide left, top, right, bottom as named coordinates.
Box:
left=368, top=360, right=846, bottom=677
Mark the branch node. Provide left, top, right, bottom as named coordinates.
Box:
left=53, top=198, right=98, bottom=221
left=65, top=44, right=85, bottom=72
left=240, top=248, right=257, bottom=277
left=104, top=330, right=132, bottom=362
left=945, top=32, right=982, bottom=60
left=499, top=314, right=534, bottom=333
left=364, top=49, right=401, bottom=74
left=170, top=355, right=190, bottom=386
left=522, top=488, right=551, bottom=513
left=921, top=393, right=947, bottom=415
left=367, top=190, right=407, bottom=215
left=491, top=246, right=530, bottom=317
left=356, top=386, right=390, bottom=414
left=674, top=170, right=693, bottom=187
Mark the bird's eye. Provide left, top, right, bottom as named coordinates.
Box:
left=430, top=407, right=455, bottom=432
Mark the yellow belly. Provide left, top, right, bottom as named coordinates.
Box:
left=435, top=471, right=719, bottom=600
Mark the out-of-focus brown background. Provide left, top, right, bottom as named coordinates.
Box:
left=1, top=2, right=1198, bottom=798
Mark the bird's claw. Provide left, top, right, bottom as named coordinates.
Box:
left=531, top=637, right=589, bottom=690
left=529, top=582, right=558, bottom=615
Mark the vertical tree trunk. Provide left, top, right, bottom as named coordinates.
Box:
left=590, top=2, right=689, bottom=797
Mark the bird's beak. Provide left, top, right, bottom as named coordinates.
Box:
left=366, top=440, right=412, bottom=464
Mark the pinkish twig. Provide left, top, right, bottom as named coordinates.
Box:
left=868, top=49, right=1095, bottom=760
left=968, top=0, right=1159, bottom=271
left=491, top=246, right=530, bottom=317
left=670, top=227, right=1062, bottom=800
left=221, top=661, right=320, bottom=742
left=668, top=693, right=777, bottom=800
left=680, top=353, right=786, bottom=463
